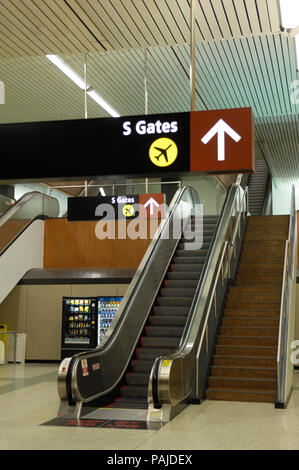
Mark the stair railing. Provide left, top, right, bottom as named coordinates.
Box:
left=194, top=185, right=249, bottom=397
left=276, top=185, right=297, bottom=406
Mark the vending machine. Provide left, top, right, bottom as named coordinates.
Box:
left=61, top=296, right=123, bottom=359
left=97, top=296, right=123, bottom=345
left=61, top=297, right=98, bottom=360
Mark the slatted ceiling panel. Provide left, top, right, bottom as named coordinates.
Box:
left=253, top=37, right=281, bottom=116
left=101, top=0, right=150, bottom=49
left=0, top=56, right=92, bottom=122
left=221, top=40, right=253, bottom=108
left=86, top=50, right=145, bottom=116
left=149, top=0, right=186, bottom=44
left=146, top=46, right=190, bottom=113
left=256, top=0, right=271, bottom=33
left=27, top=0, right=88, bottom=54
left=267, top=0, right=281, bottom=33
left=64, top=0, right=114, bottom=50
left=261, top=35, right=283, bottom=115
left=84, top=0, right=138, bottom=50
left=0, top=1, right=64, bottom=57
left=6, top=0, right=72, bottom=55
left=256, top=115, right=299, bottom=185
left=209, top=0, right=234, bottom=38
left=205, top=41, right=244, bottom=108
left=130, top=0, right=169, bottom=47
left=223, top=0, right=243, bottom=37
left=164, top=0, right=190, bottom=42
left=45, top=0, right=100, bottom=53
left=0, top=9, right=43, bottom=58
left=200, top=42, right=236, bottom=109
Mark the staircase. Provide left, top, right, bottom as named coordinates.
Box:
left=247, top=159, right=270, bottom=216
left=206, top=215, right=288, bottom=403
left=108, top=215, right=219, bottom=409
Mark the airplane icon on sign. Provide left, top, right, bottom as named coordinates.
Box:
left=154, top=144, right=172, bottom=163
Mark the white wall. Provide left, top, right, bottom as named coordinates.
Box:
left=0, top=220, right=44, bottom=304
left=272, top=179, right=299, bottom=215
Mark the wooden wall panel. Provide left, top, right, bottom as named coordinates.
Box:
left=44, top=219, right=153, bottom=269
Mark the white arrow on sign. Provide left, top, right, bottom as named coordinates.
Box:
left=144, top=197, right=160, bottom=215
left=201, top=119, right=241, bottom=161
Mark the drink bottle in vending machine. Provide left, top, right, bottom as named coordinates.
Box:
left=97, top=297, right=123, bottom=345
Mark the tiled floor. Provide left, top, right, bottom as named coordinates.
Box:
left=0, top=363, right=299, bottom=450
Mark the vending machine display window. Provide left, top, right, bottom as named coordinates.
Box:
left=61, top=297, right=98, bottom=359
left=98, top=297, right=123, bottom=344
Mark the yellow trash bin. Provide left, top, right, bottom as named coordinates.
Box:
left=0, top=324, right=7, bottom=364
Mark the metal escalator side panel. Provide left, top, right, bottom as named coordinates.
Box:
left=149, top=184, right=248, bottom=408
left=0, top=191, right=60, bottom=256
left=61, top=186, right=201, bottom=404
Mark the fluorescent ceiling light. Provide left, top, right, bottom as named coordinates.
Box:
left=46, top=54, right=120, bottom=118
left=279, top=0, right=299, bottom=29
left=87, top=90, right=120, bottom=118
left=99, top=187, right=106, bottom=196
left=46, top=54, right=86, bottom=89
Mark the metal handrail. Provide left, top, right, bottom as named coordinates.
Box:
left=0, top=191, right=54, bottom=228
left=0, top=191, right=60, bottom=257
left=195, top=186, right=248, bottom=396
left=150, top=184, right=248, bottom=408
left=276, top=185, right=296, bottom=404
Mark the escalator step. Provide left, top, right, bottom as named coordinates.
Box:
left=145, top=325, right=184, bottom=337
left=140, top=336, right=180, bottom=348
left=149, top=315, right=188, bottom=327
left=169, top=264, right=203, bottom=272
left=178, top=242, right=211, bottom=251
left=120, top=385, right=148, bottom=399
left=136, top=347, right=173, bottom=360
left=156, top=296, right=193, bottom=306
left=173, top=257, right=204, bottom=265
left=175, top=250, right=208, bottom=258
left=131, top=359, right=154, bottom=373
left=152, top=306, right=190, bottom=316
left=164, top=279, right=198, bottom=288
left=167, top=271, right=201, bottom=280
left=126, top=372, right=150, bottom=386
left=160, top=288, right=195, bottom=297
left=111, top=397, right=148, bottom=409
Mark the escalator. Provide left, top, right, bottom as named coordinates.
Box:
left=104, top=215, right=218, bottom=410
left=57, top=184, right=248, bottom=423
left=0, top=192, right=59, bottom=303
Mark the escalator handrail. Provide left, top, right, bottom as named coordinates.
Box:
left=151, top=183, right=247, bottom=406
left=69, top=185, right=197, bottom=359
left=178, top=183, right=234, bottom=348
left=0, top=191, right=59, bottom=256
left=61, top=185, right=200, bottom=404
left=0, top=191, right=58, bottom=228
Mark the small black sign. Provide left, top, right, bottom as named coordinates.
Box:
left=67, top=195, right=139, bottom=221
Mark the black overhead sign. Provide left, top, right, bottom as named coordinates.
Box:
left=0, top=112, right=190, bottom=181
left=67, top=195, right=139, bottom=221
